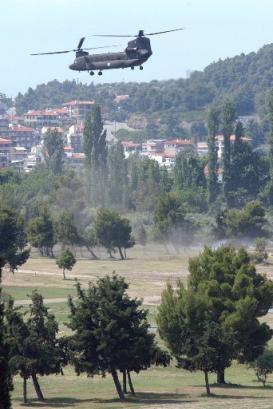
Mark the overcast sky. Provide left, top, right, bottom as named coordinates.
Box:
left=1, top=0, right=273, bottom=97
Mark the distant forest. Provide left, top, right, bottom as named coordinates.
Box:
left=13, top=43, right=273, bottom=124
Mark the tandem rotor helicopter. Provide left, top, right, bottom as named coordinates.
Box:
left=30, top=28, right=183, bottom=76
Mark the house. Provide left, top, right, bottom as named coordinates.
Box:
left=24, top=109, right=61, bottom=128
left=121, top=141, right=142, bottom=157
left=67, top=123, right=85, bottom=152
left=63, top=100, right=95, bottom=120
left=164, top=139, right=193, bottom=156
left=142, top=139, right=166, bottom=156
left=0, top=137, right=12, bottom=167
left=7, top=125, right=39, bottom=150
left=69, top=152, right=85, bottom=167
left=216, top=134, right=251, bottom=159
left=197, top=142, right=209, bottom=157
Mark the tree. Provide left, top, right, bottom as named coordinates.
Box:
left=251, top=350, right=273, bottom=386
left=207, top=108, right=219, bottom=205
left=80, top=227, right=98, bottom=259
left=55, top=211, right=79, bottom=249
left=135, top=224, right=147, bottom=247
left=107, top=142, right=128, bottom=210
left=215, top=201, right=267, bottom=239
left=0, top=207, right=29, bottom=272
left=83, top=104, right=107, bottom=168
left=83, top=105, right=107, bottom=206
left=252, top=237, right=268, bottom=264
left=0, top=260, right=12, bottom=409
left=43, top=129, right=64, bottom=175
left=6, top=292, right=65, bottom=403
left=94, top=209, right=134, bottom=259
left=28, top=205, right=56, bottom=257
left=221, top=99, right=236, bottom=203
left=174, top=151, right=206, bottom=191
left=67, top=274, right=166, bottom=401
left=187, top=246, right=273, bottom=384
left=153, top=193, right=193, bottom=246
left=157, top=281, right=232, bottom=395
left=268, top=89, right=273, bottom=175
left=56, top=249, right=76, bottom=279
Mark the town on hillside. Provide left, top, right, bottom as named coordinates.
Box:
left=0, top=96, right=252, bottom=175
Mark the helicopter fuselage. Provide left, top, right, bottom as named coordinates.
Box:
left=69, top=36, right=152, bottom=72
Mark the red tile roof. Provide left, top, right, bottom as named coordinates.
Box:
left=71, top=153, right=85, bottom=159
left=0, top=137, right=11, bottom=145
left=63, top=100, right=95, bottom=106
left=10, top=125, right=34, bottom=132
left=165, top=139, right=193, bottom=146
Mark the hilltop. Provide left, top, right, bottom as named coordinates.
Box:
left=11, top=42, right=273, bottom=136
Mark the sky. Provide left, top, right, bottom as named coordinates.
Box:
left=1, top=0, right=273, bottom=98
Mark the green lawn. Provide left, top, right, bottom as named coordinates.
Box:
left=4, top=246, right=273, bottom=408
left=11, top=364, right=273, bottom=409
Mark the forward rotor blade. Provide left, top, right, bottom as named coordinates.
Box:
left=145, top=28, right=184, bottom=36
left=30, top=50, right=70, bottom=55
left=92, top=34, right=135, bottom=38
left=77, top=37, right=85, bottom=49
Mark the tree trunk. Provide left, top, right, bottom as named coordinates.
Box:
left=118, top=247, right=124, bottom=260
left=23, top=377, right=27, bottom=404
left=122, top=369, right=127, bottom=394
left=111, top=369, right=125, bottom=401
left=32, top=373, right=44, bottom=401
left=86, top=246, right=98, bottom=260
left=204, top=370, right=211, bottom=396
left=216, top=368, right=226, bottom=385
left=127, top=370, right=135, bottom=395
left=63, top=268, right=66, bottom=280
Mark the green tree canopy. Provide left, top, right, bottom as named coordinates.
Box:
left=56, top=249, right=76, bottom=279
left=0, top=207, right=29, bottom=272
left=67, top=274, right=164, bottom=400
left=6, top=292, right=65, bottom=403
left=43, top=129, right=64, bottom=175
left=27, top=204, right=56, bottom=257
left=94, top=209, right=134, bottom=259
left=215, top=201, right=267, bottom=239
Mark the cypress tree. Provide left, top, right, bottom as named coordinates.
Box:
left=83, top=104, right=107, bottom=205
left=222, top=99, right=236, bottom=204
left=207, top=108, right=219, bottom=205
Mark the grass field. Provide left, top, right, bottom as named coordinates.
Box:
left=2, top=244, right=273, bottom=409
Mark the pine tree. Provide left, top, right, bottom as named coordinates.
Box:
left=6, top=292, right=64, bottom=404
left=207, top=108, right=219, bottom=205
left=0, top=262, right=12, bottom=409
left=67, top=274, right=167, bottom=400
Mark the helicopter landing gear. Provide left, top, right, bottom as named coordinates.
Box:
left=90, top=71, right=94, bottom=76
left=139, top=65, right=143, bottom=70
left=98, top=71, right=103, bottom=76
left=131, top=66, right=134, bottom=70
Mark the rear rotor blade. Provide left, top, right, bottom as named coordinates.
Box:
left=145, top=28, right=184, bottom=35
left=77, top=37, right=85, bottom=49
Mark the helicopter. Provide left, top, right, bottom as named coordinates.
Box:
left=30, top=28, right=183, bottom=76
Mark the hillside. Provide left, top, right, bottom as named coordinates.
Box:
left=13, top=42, right=273, bottom=123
